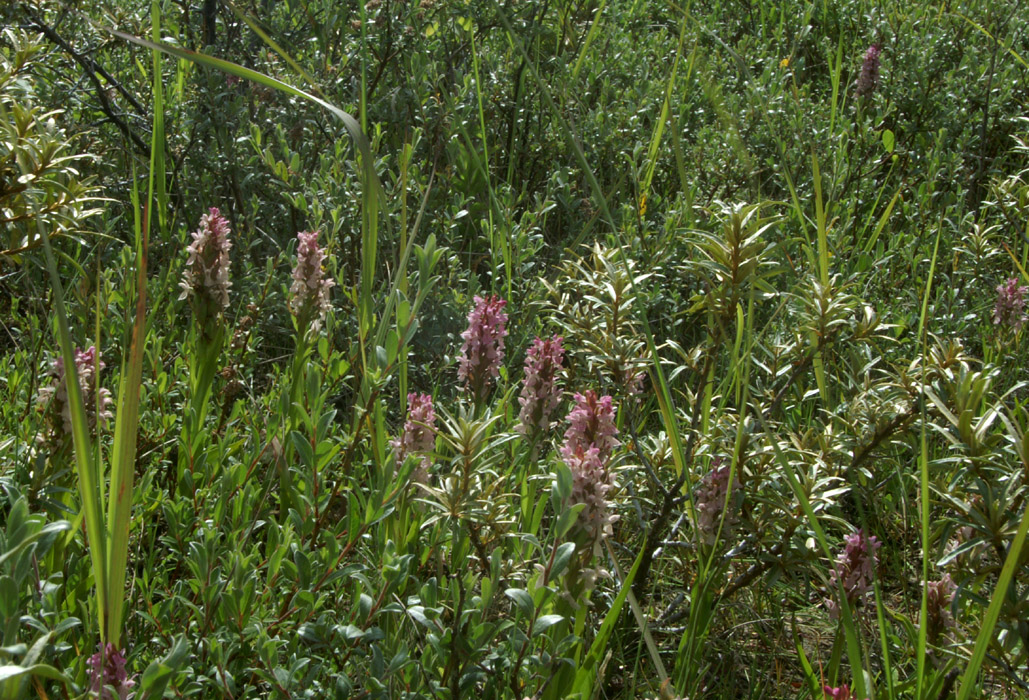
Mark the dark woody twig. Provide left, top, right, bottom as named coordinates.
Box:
left=26, top=9, right=150, bottom=154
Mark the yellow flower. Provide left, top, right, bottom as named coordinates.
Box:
left=780, top=57, right=790, bottom=69
left=638, top=193, right=647, bottom=217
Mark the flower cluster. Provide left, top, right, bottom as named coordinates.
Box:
left=561, top=391, right=620, bottom=545
left=458, top=295, right=508, bottom=400
left=87, top=643, right=134, bottom=700
left=179, top=207, right=232, bottom=316
left=560, top=391, right=619, bottom=462
left=694, top=459, right=740, bottom=545
left=289, top=230, right=335, bottom=332
left=391, top=393, right=437, bottom=482
left=855, top=44, right=881, bottom=97
left=926, top=573, right=957, bottom=641
left=37, top=345, right=113, bottom=437
left=566, top=446, right=617, bottom=543
left=516, top=335, right=565, bottom=436
left=993, top=276, right=1027, bottom=330
left=624, top=369, right=645, bottom=397
left=823, top=685, right=868, bottom=700
left=826, top=529, right=881, bottom=619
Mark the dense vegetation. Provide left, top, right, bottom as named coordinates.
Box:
left=1, top=0, right=1028, bottom=697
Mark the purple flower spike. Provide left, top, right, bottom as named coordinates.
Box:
left=926, top=573, right=957, bottom=640
left=458, top=295, right=508, bottom=401
left=694, top=460, right=740, bottom=545
left=87, top=643, right=135, bottom=700
left=825, top=529, right=881, bottom=619
left=559, top=391, right=620, bottom=546
left=37, top=345, right=113, bottom=436
left=823, top=686, right=858, bottom=700
left=993, top=276, right=1027, bottom=330
left=561, top=391, right=619, bottom=463
left=856, top=43, right=881, bottom=97
left=517, top=335, right=565, bottom=436
left=392, top=393, right=437, bottom=481
left=566, top=445, right=618, bottom=542
left=289, top=230, right=335, bottom=332
left=179, top=207, right=232, bottom=315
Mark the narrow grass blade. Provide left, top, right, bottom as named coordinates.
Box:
left=103, top=1, right=159, bottom=648
left=862, top=187, right=902, bottom=255
left=954, top=501, right=1029, bottom=700
left=223, top=0, right=324, bottom=95
left=812, top=151, right=828, bottom=286
left=605, top=540, right=669, bottom=685
left=493, top=6, right=617, bottom=232
left=827, top=37, right=843, bottom=137
left=641, top=3, right=690, bottom=202
left=951, top=12, right=1028, bottom=70
left=106, top=29, right=384, bottom=219
left=35, top=215, right=108, bottom=639
left=914, top=225, right=943, bottom=699
left=572, top=543, right=646, bottom=697
left=571, top=0, right=609, bottom=81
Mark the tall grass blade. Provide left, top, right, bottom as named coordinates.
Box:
left=104, top=1, right=159, bottom=648
left=827, top=37, right=843, bottom=136
left=35, top=215, right=108, bottom=640
left=467, top=25, right=507, bottom=297
left=223, top=0, right=324, bottom=95
left=914, top=226, right=943, bottom=697
left=812, top=152, right=828, bottom=286
left=862, top=187, right=902, bottom=255
left=571, top=0, right=608, bottom=81
left=572, top=544, right=646, bottom=698
left=107, top=31, right=380, bottom=201
left=108, top=28, right=384, bottom=353
left=641, top=3, right=690, bottom=202
left=954, top=502, right=1029, bottom=700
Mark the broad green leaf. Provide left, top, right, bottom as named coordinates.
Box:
left=505, top=588, right=534, bottom=618
left=532, top=614, right=564, bottom=636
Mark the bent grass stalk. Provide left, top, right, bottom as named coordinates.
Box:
left=108, top=27, right=383, bottom=341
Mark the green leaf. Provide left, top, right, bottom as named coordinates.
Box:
left=555, top=504, right=584, bottom=538
left=291, top=431, right=315, bottom=469
left=504, top=588, right=534, bottom=618
left=104, top=7, right=156, bottom=644
left=532, top=614, right=564, bottom=636
left=0, top=521, right=70, bottom=570
left=572, top=543, right=646, bottom=696
left=882, top=129, right=895, bottom=153
left=0, top=663, right=69, bottom=684
left=554, top=462, right=573, bottom=502
left=550, top=542, right=576, bottom=579
left=139, top=636, right=190, bottom=697
left=35, top=203, right=108, bottom=643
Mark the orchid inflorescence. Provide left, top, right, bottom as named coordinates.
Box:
left=37, top=345, right=113, bottom=437
left=458, top=294, right=508, bottom=401
left=289, top=230, right=335, bottom=332
left=179, top=207, right=232, bottom=318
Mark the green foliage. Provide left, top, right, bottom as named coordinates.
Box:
left=0, top=30, right=102, bottom=260
left=1, top=0, right=1028, bottom=697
